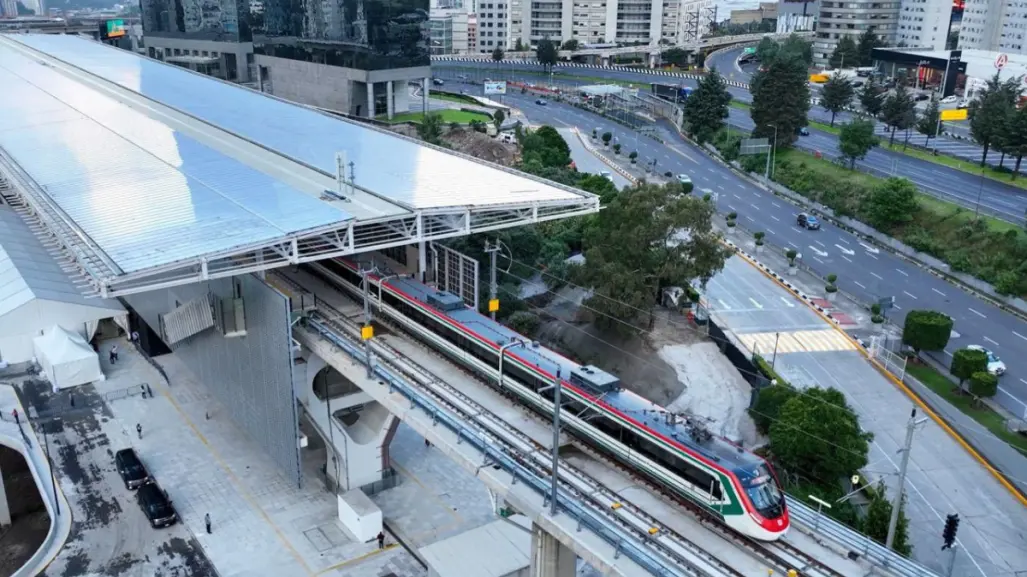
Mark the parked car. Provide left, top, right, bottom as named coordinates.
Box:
left=432, top=78, right=444, bottom=86
left=677, top=173, right=692, bottom=185
left=115, top=448, right=150, bottom=490
left=941, top=95, right=958, bottom=104
left=535, top=99, right=547, bottom=105
left=966, top=345, right=1006, bottom=376
left=137, top=482, right=178, bottom=528
left=797, top=212, right=820, bottom=230
left=914, top=93, right=931, bottom=102
left=600, top=171, right=613, bottom=181
left=456, top=74, right=469, bottom=81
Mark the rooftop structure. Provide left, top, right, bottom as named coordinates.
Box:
left=0, top=34, right=599, bottom=298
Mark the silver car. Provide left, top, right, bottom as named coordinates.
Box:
left=967, top=344, right=1006, bottom=376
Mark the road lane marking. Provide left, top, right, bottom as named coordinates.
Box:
left=749, top=298, right=763, bottom=309
left=866, top=253, right=878, bottom=260
left=779, top=296, right=795, bottom=308
left=932, top=288, right=947, bottom=297
left=969, top=308, right=986, bottom=318
left=841, top=255, right=852, bottom=263
left=903, top=291, right=918, bottom=299
left=750, top=203, right=759, bottom=210
left=745, top=215, right=754, bottom=221
left=835, top=244, right=854, bottom=255
left=854, top=281, right=866, bottom=289
left=771, top=201, right=781, bottom=208
left=870, top=272, right=883, bottom=280
left=944, top=350, right=953, bottom=357
left=813, top=256, right=825, bottom=264
left=1021, top=378, right=1027, bottom=387
left=728, top=204, right=737, bottom=211
left=788, top=241, right=799, bottom=248
left=897, top=269, right=909, bottom=277
left=984, top=336, right=1000, bottom=346
left=770, top=215, right=780, bottom=222
left=1013, top=331, right=1026, bottom=341
left=894, top=303, right=902, bottom=310
left=815, top=240, right=826, bottom=247
left=859, top=242, right=880, bottom=254
left=837, top=238, right=850, bottom=245
left=718, top=299, right=731, bottom=310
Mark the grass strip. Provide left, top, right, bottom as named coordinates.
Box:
left=881, top=142, right=1027, bottom=192
left=380, top=110, right=492, bottom=125
left=905, top=363, right=1027, bottom=455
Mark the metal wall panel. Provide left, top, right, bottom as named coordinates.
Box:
left=124, top=274, right=301, bottom=486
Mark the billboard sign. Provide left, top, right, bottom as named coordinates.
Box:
left=100, top=19, right=126, bottom=40
left=484, top=81, right=507, bottom=95
left=940, top=108, right=968, bottom=121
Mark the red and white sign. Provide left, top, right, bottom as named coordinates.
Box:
left=995, top=53, right=1009, bottom=69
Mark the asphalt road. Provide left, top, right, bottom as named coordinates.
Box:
left=435, top=60, right=1027, bottom=219
left=432, top=79, right=1027, bottom=421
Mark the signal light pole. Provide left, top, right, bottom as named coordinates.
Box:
left=887, top=407, right=928, bottom=550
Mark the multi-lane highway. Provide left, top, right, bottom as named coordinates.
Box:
left=434, top=59, right=1027, bottom=220
left=429, top=74, right=1027, bottom=422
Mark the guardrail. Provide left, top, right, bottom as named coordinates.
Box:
left=303, top=315, right=688, bottom=577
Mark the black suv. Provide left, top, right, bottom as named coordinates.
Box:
left=797, top=212, right=820, bottom=230
left=115, top=448, right=149, bottom=490
left=137, top=482, right=177, bottom=528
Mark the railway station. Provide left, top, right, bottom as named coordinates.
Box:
left=0, top=32, right=943, bottom=577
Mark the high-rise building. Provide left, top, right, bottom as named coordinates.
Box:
left=431, top=9, right=473, bottom=53
left=0, top=0, right=17, bottom=17
left=777, top=0, right=820, bottom=34
left=474, top=0, right=713, bottom=52
left=813, top=0, right=900, bottom=66
left=960, top=0, right=1026, bottom=53
left=896, top=0, right=954, bottom=50
left=139, top=0, right=256, bottom=80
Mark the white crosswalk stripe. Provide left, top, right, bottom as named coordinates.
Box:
left=737, top=329, right=857, bottom=355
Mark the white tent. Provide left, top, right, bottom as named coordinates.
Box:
left=33, top=325, right=104, bottom=389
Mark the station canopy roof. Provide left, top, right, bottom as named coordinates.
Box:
left=0, top=34, right=599, bottom=297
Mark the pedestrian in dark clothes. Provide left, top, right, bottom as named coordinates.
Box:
left=11, top=409, right=18, bottom=425
left=204, top=513, right=212, bottom=534
left=109, top=344, right=119, bottom=364
left=376, top=531, right=385, bottom=550
left=136, top=423, right=142, bottom=439
left=424, top=438, right=431, bottom=448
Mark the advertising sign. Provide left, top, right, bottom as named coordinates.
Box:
left=99, top=19, right=126, bottom=40
left=484, top=81, right=507, bottom=95
left=940, top=108, right=968, bottom=121
left=995, top=53, right=1009, bottom=70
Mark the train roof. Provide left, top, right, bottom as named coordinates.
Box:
left=386, top=274, right=765, bottom=474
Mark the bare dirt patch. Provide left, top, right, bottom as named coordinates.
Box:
left=389, top=125, right=518, bottom=166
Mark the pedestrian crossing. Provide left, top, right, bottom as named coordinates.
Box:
left=737, top=329, right=858, bottom=356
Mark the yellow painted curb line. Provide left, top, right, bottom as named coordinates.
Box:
left=730, top=245, right=1027, bottom=509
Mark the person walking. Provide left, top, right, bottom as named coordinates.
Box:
left=109, top=344, right=119, bottom=365
left=136, top=423, right=142, bottom=439
left=11, top=409, right=18, bottom=425
left=424, top=438, right=431, bottom=448
left=204, top=513, right=212, bottom=534
left=376, top=531, right=385, bottom=550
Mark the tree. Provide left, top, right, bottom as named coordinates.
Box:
left=750, top=383, right=798, bottom=435
left=902, top=310, right=953, bottom=353
left=951, top=347, right=989, bottom=388
left=856, top=29, right=883, bottom=67
left=493, top=109, right=506, bottom=130
left=838, top=119, right=878, bottom=169
left=507, top=311, right=541, bottom=337
left=755, top=37, right=779, bottom=64
left=1002, top=102, right=1027, bottom=179
left=882, top=83, right=916, bottom=146
left=521, top=125, right=571, bottom=167
left=865, top=177, right=919, bottom=229
left=862, top=490, right=912, bottom=556
left=970, top=371, right=999, bottom=397
left=828, top=36, right=859, bottom=70
left=916, top=99, right=941, bottom=147
left=536, top=37, right=558, bottom=70
left=969, top=72, right=1020, bottom=166
left=613, top=143, right=622, bottom=154
left=491, top=47, right=505, bottom=63
left=514, top=38, right=525, bottom=52
left=629, top=150, right=638, bottom=164
left=602, top=131, right=612, bottom=147
left=561, top=39, right=579, bottom=51
left=821, top=75, right=855, bottom=127
left=859, top=77, right=885, bottom=118
left=577, top=183, right=732, bottom=333
left=416, top=112, right=444, bottom=145
left=750, top=51, right=810, bottom=147
left=682, top=66, right=732, bottom=144
left=768, top=387, right=873, bottom=483
left=780, top=34, right=813, bottom=67
left=661, top=47, right=691, bottom=68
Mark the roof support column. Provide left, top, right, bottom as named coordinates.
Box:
left=530, top=523, right=575, bottom=577
left=386, top=81, right=394, bottom=120
left=366, top=82, right=375, bottom=119
left=418, top=240, right=427, bottom=283
left=0, top=461, right=10, bottom=527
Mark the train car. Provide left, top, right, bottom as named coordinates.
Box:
left=317, top=259, right=789, bottom=541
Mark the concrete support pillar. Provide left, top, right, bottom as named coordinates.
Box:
left=601, top=56, right=610, bottom=67
left=418, top=240, right=427, bottom=283
left=386, top=80, right=395, bottom=120
left=530, top=524, right=575, bottom=577
left=0, top=462, right=10, bottom=527
left=422, top=77, right=430, bottom=116
left=648, top=53, right=658, bottom=68
left=366, top=82, right=375, bottom=119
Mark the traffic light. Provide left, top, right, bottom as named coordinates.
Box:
left=942, top=514, right=959, bottom=549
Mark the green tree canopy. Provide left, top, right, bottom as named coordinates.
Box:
left=750, top=52, right=810, bottom=147
left=514, top=38, right=525, bottom=51
left=902, top=310, right=953, bottom=353
left=821, top=75, right=856, bottom=127
left=1004, top=105, right=1027, bottom=179
left=882, top=83, right=916, bottom=146
left=859, top=76, right=885, bottom=117
left=536, top=37, right=558, bottom=69
left=951, top=347, right=988, bottom=386
left=750, top=383, right=798, bottom=435
left=493, top=108, right=506, bottom=130
left=521, top=125, right=571, bottom=168
left=682, top=66, right=733, bottom=144
left=969, top=72, right=1020, bottom=166
left=866, top=177, right=919, bottom=229
left=862, top=490, right=912, bottom=556
left=491, top=47, right=504, bottom=62
left=755, top=37, right=780, bottom=64
left=577, top=183, right=732, bottom=333
left=661, top=47, right=692, bottom=67
left=970, top=371, right=999, bottom=397
left=828, top=36, right=859, bottom=69
left=915, top=99, right=941, bottom=145
left=769, top=387, right=873, bottom=483
left=838, top=118, right=878, bottom=169
left=856, top=29, right=883, bottom=67
left=416, top=112, right=444, bottom=145
left=561, top=39, right=579, bottom=50
left=780, top=34, right=813, bottom=67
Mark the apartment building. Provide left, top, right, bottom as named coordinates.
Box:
left=475, top=0, right=713, bottom=52
left=960, top=0, right=1027, bottom=53
left=431, top=9, right=474, bottom=53
left=896, top=0, right=954, bottom=50
left=777, top=0, right=820, bottom=33
left=814, top=0, right=900, bottom=65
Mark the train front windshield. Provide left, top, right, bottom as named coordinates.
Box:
left=745, top=465, right=785, bottom=518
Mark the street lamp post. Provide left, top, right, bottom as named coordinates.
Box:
left=498, top=340, right=525, bottom=389
left=974, top=169, right=986, bottom=219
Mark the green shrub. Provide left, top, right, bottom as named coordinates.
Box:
left=507, top=311, right=542, bottom=337
left=750, top=384, right=798, bottom=435
left=902, top=310, right=953, bottom=353
left=950, top=347, right=988, bottom=386
left=969, top=371, right=998, bottom=397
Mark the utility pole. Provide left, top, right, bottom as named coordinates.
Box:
left=360, top=267, right=375, bottom=378
left=485, top=240, right=500, bottom=320
left=887, top=407, right=927, bottom=549
left=550, top=368, right=561, bottom=516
